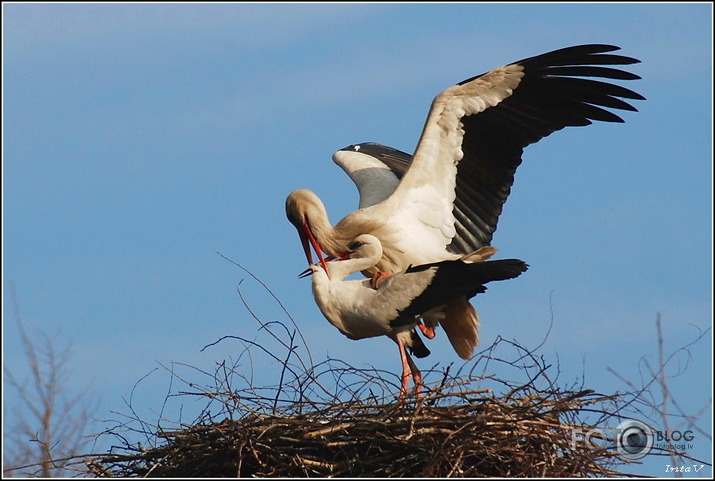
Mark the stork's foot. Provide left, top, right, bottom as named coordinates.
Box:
left=399, top=357, right=423, bottom=403
left=396, top=372, right=425, bottom=413
left=417, top=321, right=436, bottom=339
left=396, top=379, right=423, bottom=407
left=371, top=271, right=391, bottom=289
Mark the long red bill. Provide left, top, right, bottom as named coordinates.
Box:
left=302, top=221, right=330, bottom=278
left=298, top=228, right=314, bottom=266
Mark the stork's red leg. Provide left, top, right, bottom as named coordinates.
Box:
left=404, top=348, right=423, bottom=400
left=395, top=337, right=413, bottom=399
left=404, top=348, right=425, bottom=412
left=417, top=321, right=436, bottom=339
left=394, top=336, right=423, bottom=404
left=371, top=271, right=391, bottom=289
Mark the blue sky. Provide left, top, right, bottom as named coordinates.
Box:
left=3, top=2, right=712, bottom=476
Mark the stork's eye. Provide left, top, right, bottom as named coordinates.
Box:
left=348, top=241, right=364, bottom=251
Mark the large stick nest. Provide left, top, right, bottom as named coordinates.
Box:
left=94, top=387, right=625, bottom=478
left=88, top=328, right=644, bottom=478
left=86, top=277, right=704, bottom=478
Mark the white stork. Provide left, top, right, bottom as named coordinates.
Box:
left=302, top=234, right=528, bottom=398
left=286, top=44, right=643, bottom=359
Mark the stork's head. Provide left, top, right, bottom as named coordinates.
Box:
left=346, top=234, right=383, bottom=264
left=285, top=189, right=313, bottom=232
left=285, top=189, right=330, bottom=275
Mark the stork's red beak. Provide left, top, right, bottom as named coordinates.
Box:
left=297, top=226, right=314, bottom=265
left=299, top=219, right=330, bottom=278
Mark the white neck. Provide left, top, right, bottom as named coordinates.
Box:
left=314, top=235, right=384, bottom=281
left=326, top=254, right=376, bottom=280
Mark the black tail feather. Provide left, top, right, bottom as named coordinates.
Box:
left=396, top=258, right=529, bottom=326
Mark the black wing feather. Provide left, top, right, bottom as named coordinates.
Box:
left=341, top=44, right=643, bottom=255
left=452, top=44, right=644, bottom=252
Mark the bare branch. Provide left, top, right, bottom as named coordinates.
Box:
left=3, top=285, right=97, bottom=478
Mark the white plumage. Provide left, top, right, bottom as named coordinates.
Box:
left=286, top=44, right=644, bottom=363
left=304, top=234, right=528, bottom=398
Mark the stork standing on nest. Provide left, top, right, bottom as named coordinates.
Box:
left=286, top=44, right=644, bottom=360
left=302, top=234, right=528, bottom=398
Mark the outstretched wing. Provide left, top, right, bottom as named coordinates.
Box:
left=365, top=44, right=644, bottom=254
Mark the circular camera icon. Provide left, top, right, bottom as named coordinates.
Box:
left=616, top=420, right=654, bottom=460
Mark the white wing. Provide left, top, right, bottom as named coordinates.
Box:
left=383, top=64, right=525, bottom=253
left=352, top=45, right=644, bottom=256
